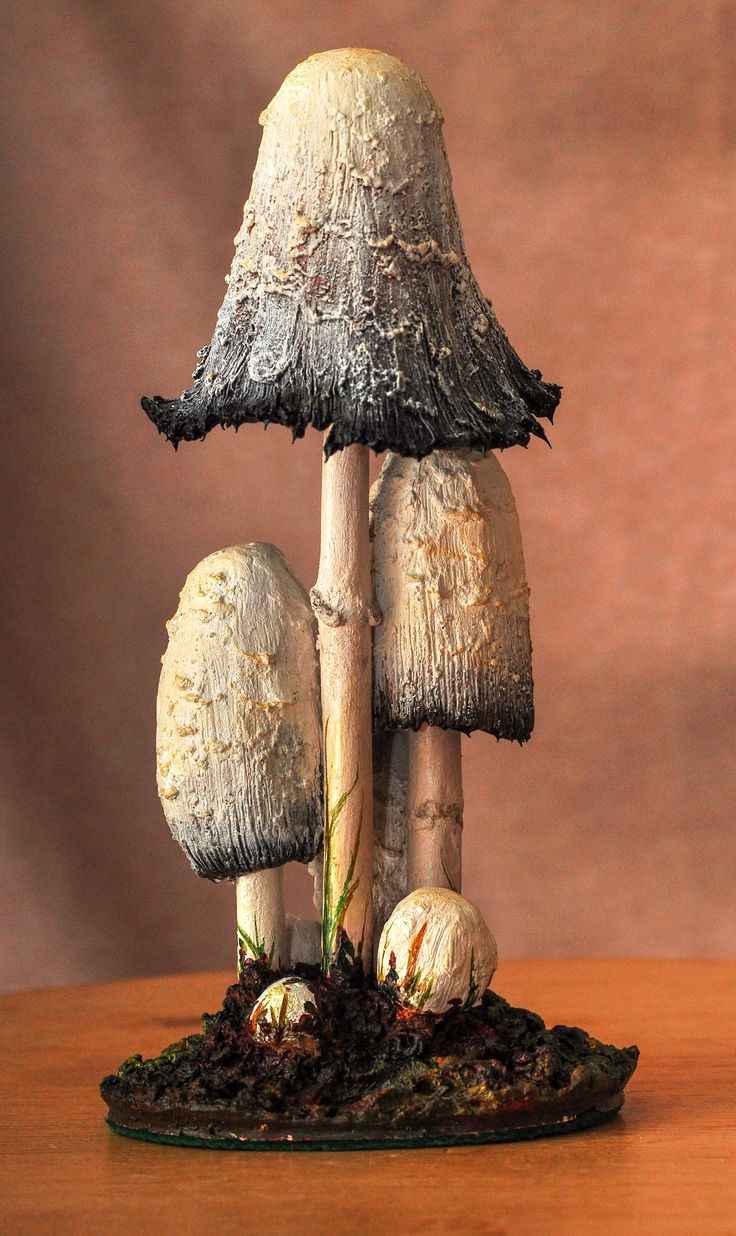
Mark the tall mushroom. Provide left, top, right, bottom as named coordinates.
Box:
left=141, top=49, right=559, bottom=970
left=372, top=450, right=533, bottom=892
left=156, top=543, right=322, bottom=970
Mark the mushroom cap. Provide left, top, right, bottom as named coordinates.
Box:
left=156, top=543, right=322, bottom=879
left=377, top=887, right=497, bottom=1014
left=142, top=48, right=560, bottom=459
left=372, top=450, right=534, bottom=739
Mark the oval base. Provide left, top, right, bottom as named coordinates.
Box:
left=106, top=1099, right=624, bottom=1151
left=101, top=963, right=638, bottom=1154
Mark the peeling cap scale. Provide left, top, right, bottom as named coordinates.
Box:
left=156, top=543, right=322, bottom=969
left=142, top=49, right=558, bottom=974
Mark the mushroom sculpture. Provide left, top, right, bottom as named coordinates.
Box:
left=156, top=543, right=322, bottom=970
left=142, top=48, right=559, bottom=971
left=372, top=450, right=533, bottom=892
left=102, top=48, right=641, bottom=1153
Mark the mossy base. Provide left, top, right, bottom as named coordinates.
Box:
left=101, top=956, right=638, bottom=1151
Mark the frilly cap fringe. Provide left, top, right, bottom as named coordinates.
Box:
left=142, top=49, right=560, bottom=459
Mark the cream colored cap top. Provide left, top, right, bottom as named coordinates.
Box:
left=259, top=47, right=442, bottom=131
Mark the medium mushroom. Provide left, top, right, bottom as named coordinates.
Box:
left=142, top=49, right=558, bottom=970
left=371, top=450, right=533, bottom=892
left=156, top=543, right=322, bottom=970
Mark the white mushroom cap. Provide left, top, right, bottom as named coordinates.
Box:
left=156, top=543, right=322, bottom=879
left=377, top=887, right=497, bottom=1014
left=143, top=49, right=559, bottom=456
left=372, top=450, right=533, bottom=739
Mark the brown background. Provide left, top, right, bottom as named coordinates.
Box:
left=1, top=1, right=734, bottom=992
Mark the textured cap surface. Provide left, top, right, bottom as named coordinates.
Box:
left=156, top=543, right=322, bottom=879
left=142, top=49, right=560, bottom=458
left=372, top=450, right=534, bottom=739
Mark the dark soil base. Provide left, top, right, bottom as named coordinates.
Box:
left=101, top=950, right=639, bottom=1151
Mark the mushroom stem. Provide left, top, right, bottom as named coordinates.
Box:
left=372, top=730, right=410, bottom=959
left=236, top=868, right=287, bottom=972
left=312, top=443, right=375, bottom=970
left=407, top=727, right=463, bottom=892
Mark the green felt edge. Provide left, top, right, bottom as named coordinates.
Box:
left=106, top=1102, right=622, bottom=1152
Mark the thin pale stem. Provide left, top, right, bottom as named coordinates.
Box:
left=236, top=867, right=286, bottom=972
left=313, top=443, right=375, bottom=970
left=407, top=726, right=463, bottom=892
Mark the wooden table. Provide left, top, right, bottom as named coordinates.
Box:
left=1, top=960, right=733, bottom=1234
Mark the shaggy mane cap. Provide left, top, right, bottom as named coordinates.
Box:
left=143, top=48, right=560, bottom=458
left=156, top=544, right=323, bottom=880
left=371, top=451, right=534, bottom=741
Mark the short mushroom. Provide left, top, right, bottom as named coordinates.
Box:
left=371, top=450, right=533, bottom=893
left=156, top=543, right=322, bottom=971
left=377, top=887, right=497, bottom=1014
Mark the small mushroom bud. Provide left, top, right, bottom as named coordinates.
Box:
left=377, top=888, right=497, bottom=1014
left=249, top=978, right=317, bottom=1038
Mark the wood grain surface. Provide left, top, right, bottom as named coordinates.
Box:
left=1, top=960, right=733, bottom=1235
